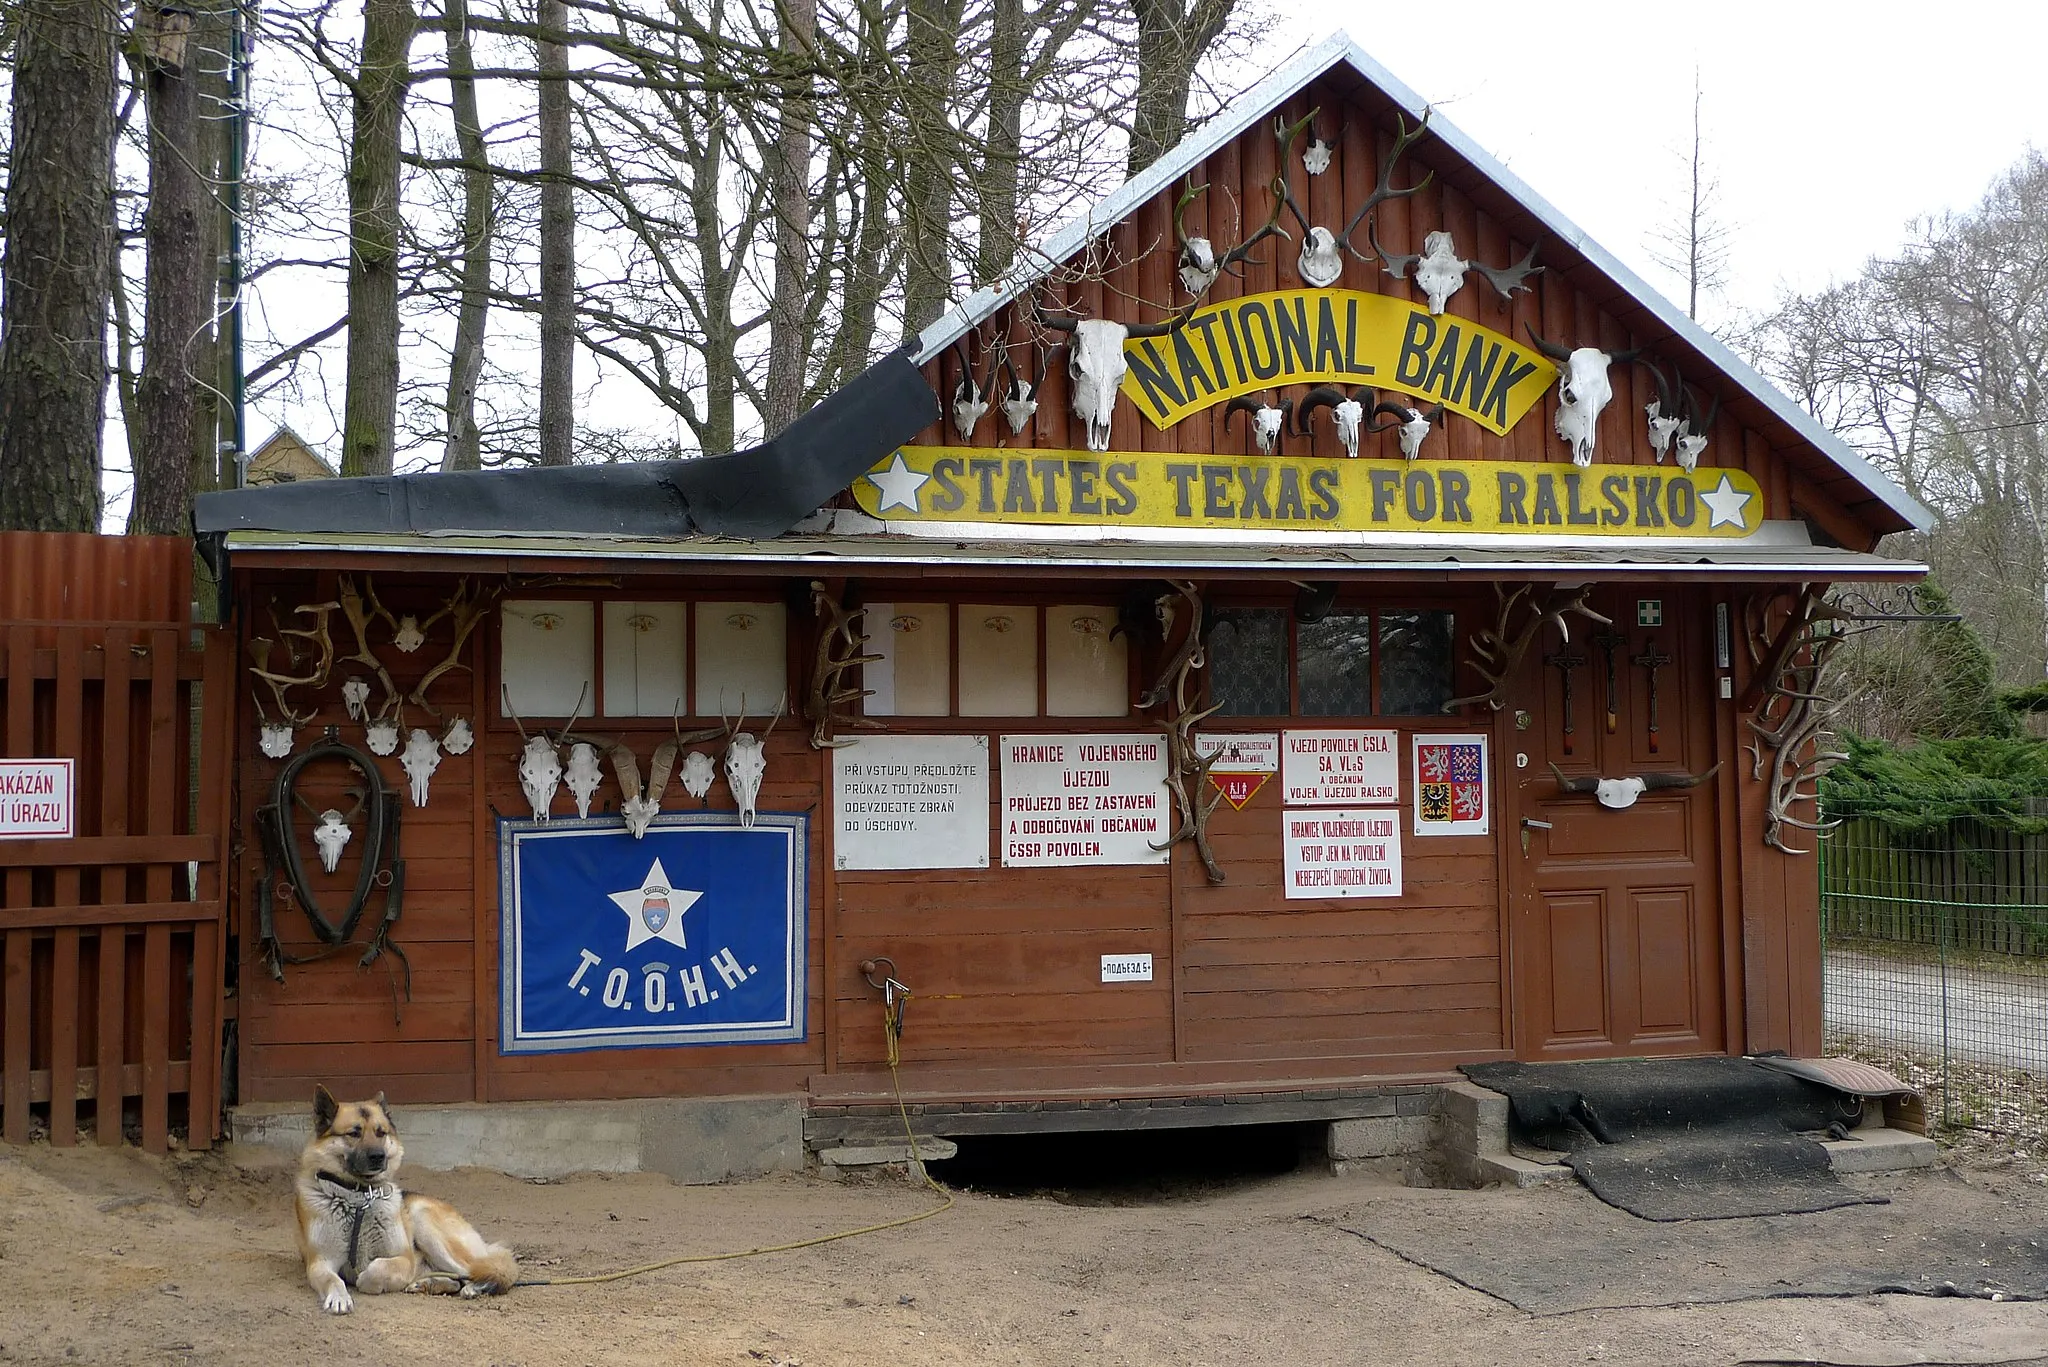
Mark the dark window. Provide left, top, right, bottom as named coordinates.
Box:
left=1207, top=608, right=1289, bottom=717
left=1377, top=610, right=1456, bottom=715
left=1298, top=613, right=1375, bottom=716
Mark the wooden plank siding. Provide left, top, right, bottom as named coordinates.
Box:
left=0, top=534, right=231, bottom=1152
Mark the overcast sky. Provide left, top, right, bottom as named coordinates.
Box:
left=1261, top=2, right=2048, bottom=327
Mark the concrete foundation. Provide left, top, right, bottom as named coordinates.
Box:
left=231, top=1094, right=805, bottom=1184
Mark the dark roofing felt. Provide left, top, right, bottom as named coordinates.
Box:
left=193, top=346, right=938, bottom=546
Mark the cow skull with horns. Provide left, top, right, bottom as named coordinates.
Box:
left=1035, top=299, right=1198, bottom=453
left=1549, top=762, right=1722, bottom=810
left=1523, top=327, right=1642, bottom=467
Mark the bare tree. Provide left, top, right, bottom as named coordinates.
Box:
left=1645, top=73, right=1730, bottom=322
left=440, top=0, right=493, bottom=471
left=1125, top=0, right=1233, bottom=176
left=535, top=0, right=574, bottom=465
left=339, top=0, right=418, bottom=477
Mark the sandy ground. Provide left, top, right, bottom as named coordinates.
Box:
left=4, top=1135, right=2048, bottom=1367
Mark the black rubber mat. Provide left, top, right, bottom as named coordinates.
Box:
left=1463, top=1057, right=1883, bottom=1221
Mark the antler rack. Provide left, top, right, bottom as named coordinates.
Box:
left=1441, top=584, right=1611, bottom=714
left=807, top=581, right=883, bottom=749
left=1142, top=581, right=1226, bottom=885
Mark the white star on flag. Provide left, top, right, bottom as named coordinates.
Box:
left=866, top=453, right=930, bottom=514
left=1699, top=474, right=1753, bottom=530
left=608, top=858, right=703, bottom=953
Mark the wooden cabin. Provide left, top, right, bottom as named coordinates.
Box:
left=195, top=37, right=1928, bottom=1167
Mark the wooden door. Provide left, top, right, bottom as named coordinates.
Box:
left=1507, top=585, right=1725, bottom=1059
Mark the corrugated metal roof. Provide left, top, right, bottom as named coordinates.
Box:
left=914, top=32, right=1933, bottom=536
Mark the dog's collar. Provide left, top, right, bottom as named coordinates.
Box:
left=316, top=1169, right=387, bottom=1194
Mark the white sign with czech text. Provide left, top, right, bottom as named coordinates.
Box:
left=1282, top=807, right=1402, bottom=899
left=1282, top=729, right=1399, bottom=805
left=0, top=759, right=75, bottom=839
left=1000, top=734, right=1170, bottom=867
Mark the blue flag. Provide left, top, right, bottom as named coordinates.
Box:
left=498, top=813, right=807, bottom=1053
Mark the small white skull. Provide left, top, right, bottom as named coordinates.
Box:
left=1554, top=348, right=1622, bottom=467
left=519, top=735, right=562, bottom=820
left=622, top=792, right=661, bottom=839
left=565, top=742, right=604, bottom=820
left=258, top=722, right=294, bottom=759
left=1393, top=406, right=1433, bottom=460
left=1001, top=381, right=1037, bottom=436
left=1251, top=404, right=1285, bottom=455
left=1302, top=134, right=1335, bottom=175
left=400, top=728, right=441, bottom=808
left=393, top=615, right=425, bottom=653
left=1332, top=397, right=1364, bottom=458
left=442, top=717, right=474, bottom=755
left=680, top=750, right=716, bottom=802
left=1674, top=428, right=1709, bottom=472
left=341, top=677, right=372, bottom=722
left=365, top=718, right=400, bottom=757
left=952, top=386, right=988, bottom=441
left=724, top=734, right=768, bottom=829
left=313, top=809, right=353, bottom=874
left=1594, top=777, right=1647, bottom=810
left=1297, top=226, right=1344, bottom=288
left=1414, top=232, right=1469, bottom=315
left=1646, top=401, right=1681, bottom=463
left=1067, top=319, right=1131, bottom=453
left=1178, top=237, right=1219, bottom=296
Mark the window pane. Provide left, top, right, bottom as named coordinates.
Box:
left=501, top=600, right=594, bottom=717
left=864, top=602, right=950, bottom=716
left=1379, top=610, right=1456, bottom=716
left=1298, top=612, right=1375, bottom=716
left=694, top=601, right=787, bottom=717
left=602, top=601, right=687, bottom=717
left=1045, top=605, right=1128, bottom=716
left=1207, top=608, right=1289, bottom=717
left=959, top=605, right=1038, bottom=716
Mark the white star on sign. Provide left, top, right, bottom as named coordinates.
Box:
left=607, top=858, right=703, bottom=953
left=1699, top=474, right=1753, bottom=530
left=866, top=453, right=929, bottom=514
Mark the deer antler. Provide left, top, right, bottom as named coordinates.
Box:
left=1340, top=109, right=1434, bottom=262
left=1441, top=584, right=1611, bottom=713
left=406, top=580, right=491, bottom=720
left=1469, top=241, right=1544, bottom=308
left=336, top=574, right=401, bottom=722
left=248, top=601, right=338, bottom=725
left=807, top=582, right=884, bottom=749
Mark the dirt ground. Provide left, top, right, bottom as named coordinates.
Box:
left=4, top=1133, right=2048, bottom=1367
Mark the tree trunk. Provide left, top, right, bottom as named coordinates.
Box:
left=441, top=0, right=491, bottom=472
left=975, top=0, right=1025, bottom=286
left=339, top=0, right=417, bottom=478
left=131, top=3, right=211, bottom=535
left=1126, top=0, right=1232, bottom=177
left=900, top=0, right=963, bottom=341
left=0, top=0, right=119, bottom=531
left=536, top=0, right=574, bottom=467
left=762, top=0, right=815, bottom=436
left=188, top=0, right=233, bottom=496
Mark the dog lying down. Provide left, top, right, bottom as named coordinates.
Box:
left=295, top=1086, right=519, bottom=1314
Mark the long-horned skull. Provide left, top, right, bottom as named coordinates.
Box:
left=504, top=684, right=585, bottom=821
left=1226, top=394, right=1292, bottom=455
left=1370, top=398, right=1444, bottom=460
left=1524, top=327, right=1641, bottom=467
left=1035, top=286, right=1199, bottom=454
left=720, top=697, right=784, bottom=829
left=400, top=728, right=442, bottom=808
left=1296, top=386, right=1368, bottom=458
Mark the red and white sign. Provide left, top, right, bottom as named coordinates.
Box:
left=1413, top=733, right=1491, bottom=836
left=1282, top=729, right=1398, bottom=805
left=1208, top=771, right=1271, bottom=811
left=1282, top=807, right=1402, bottom=899
left=0, top=759, right=75, bottom=839
left=1000, top=734, right=1170, bottom=867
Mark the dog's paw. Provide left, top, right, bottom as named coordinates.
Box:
left=409, top=1275, right=462, bottom=1296
left=322, top=1285, right=354, bottom=1315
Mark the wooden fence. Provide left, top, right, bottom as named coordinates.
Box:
left=0, top=534, right=232, bottom=1151
left=1821, top=815, right=2048, bottom=957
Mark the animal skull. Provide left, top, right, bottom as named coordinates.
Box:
left=400, top=728, right=441, bottom=808
left=1297, top=226, right=1344, bottom=288
left=1553, top=348, right=1622, bottom=467
left=564, top=742, right=604, bottom=819
left=1413, top=232, right=1469, bottom=315
left=1674, top=429, right=1709, bottom=472
left=364, top=718, right=400, bottom=756
left=1646, top=400, right=1681, bottom=463
left=725, top=734, right=767, bottom=828
left=1066, top=319, right=1130, bottom=453
left=1178, top=237, right=1219, bottom=296
left=1302, top=132, right=1335, bottom=175
left=1384, top=404, right=1435, bottom=460
left=519, top=735, right=563, bottom=820
left=951, top=369, right=989, bottom=440
left=680, top=750, right=716, bottom=802
left=1252, top=404, right=1286, bottom=454
left=313, top=809, right=353, bottom=874
left=441, top=716, right=474, bottom=755
left=258, top=722, right=293, bottom=759
left=1332, top=397, right=1364, bottom=458
left=393, top=614, right=426, bottom=654
left=1594, top=777, right=1648, bottom=810
left=1001, top=379, right=1037, bottom=436
left=341, top=677, right=372, bottom=722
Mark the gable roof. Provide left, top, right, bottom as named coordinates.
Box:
left=917, top=32, right=1931, bottom=536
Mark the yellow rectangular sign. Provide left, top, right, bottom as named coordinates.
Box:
left=1116, top=289, right=1557, bottom=436
left=855, top=447, right=1763, bottom=539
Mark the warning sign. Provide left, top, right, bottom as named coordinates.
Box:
left=1000, top=734, right=1170, bottom=868
left=1282, top=808, right=1402, bottom=900
left=1208, top=771, right=1271, bottom=811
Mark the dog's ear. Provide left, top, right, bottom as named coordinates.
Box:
left=314, top=1084, right=339, bottom=1134
left=373, top=1090, right=389, bottom=1123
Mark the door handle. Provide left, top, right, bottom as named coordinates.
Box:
left=1521, top=818, right=1553, bottom=830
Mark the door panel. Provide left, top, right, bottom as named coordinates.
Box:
left=1510, top=586, right=1725, bottom=1059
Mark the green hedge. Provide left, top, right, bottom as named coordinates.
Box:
left=1822, top=736, right=2048, bottom=833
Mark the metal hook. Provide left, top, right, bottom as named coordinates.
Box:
left=859, top=956, right=898, bottom=993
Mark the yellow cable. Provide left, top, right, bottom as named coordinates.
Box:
left=524, top=994, right=951, bottom=1288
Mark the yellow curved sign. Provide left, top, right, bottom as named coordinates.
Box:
left=1116, top=289, right=1558, bottom=435
left=855, top=447, right=1764, bottom=539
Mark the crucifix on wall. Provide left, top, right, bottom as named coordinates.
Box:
left=1632, top=640, right=1673, bottom=754
left=1594, top=628, right=1627, bottom=735
left=1543, top=644, right=1586, bottom=755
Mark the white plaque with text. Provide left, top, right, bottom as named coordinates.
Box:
left=1101, top=953, right=1154, bottom=983
left=1282, top=729, right=1399, bottom=805
left=0, top=759, right=74, bottom=840
left=1000, top=734, right=1170, bottom=867
left=1282, top=807, right=1402, bottom=899
left=832, top=735, right=989, bottom=870
left=1195, top=732, right=1280, bottom=773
